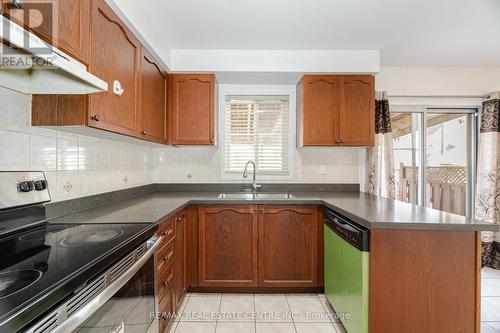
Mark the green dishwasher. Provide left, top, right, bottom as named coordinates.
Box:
left=324, top=208, right=369, bottom=333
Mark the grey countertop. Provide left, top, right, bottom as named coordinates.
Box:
left=47, top=191, right=500, bottom=231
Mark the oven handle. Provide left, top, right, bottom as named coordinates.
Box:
left=50, top=235, right=163, bottom=333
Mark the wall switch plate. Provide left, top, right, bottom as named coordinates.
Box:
left=320, top=165, right=327, bottom=175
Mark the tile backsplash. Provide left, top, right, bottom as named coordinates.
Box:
left=153, top=147, right=362, bottom=184
left=0, top=88, right=153, bottom=202
left=1, top=87, right=363, bottom=203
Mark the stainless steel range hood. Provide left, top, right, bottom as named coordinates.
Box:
left=0, top=15, right=108, bottom=95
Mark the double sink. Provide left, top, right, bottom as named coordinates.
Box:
left=218, top=192, right=296, bottom=200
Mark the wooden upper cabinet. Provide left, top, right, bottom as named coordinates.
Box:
left=169, top=74, right=217, bottom=145
left=88, top=0, right=141, bottom=136
left=31, top=0, right=172, bottom=146
left=140, top=47, right=167, bottom=144
left=339, top=75, right=375, bottom=146
left=298, top=76, right=340, bottom=146
left=259, top=206, right=319, bottom=287
left=297, top=74, right=375, bottom=147
left=2, top=0, right=90, bottom=65
left=198, top=205, right=258, bottom=287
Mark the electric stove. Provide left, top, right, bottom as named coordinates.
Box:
left=0, top=172, right=158, bottom=333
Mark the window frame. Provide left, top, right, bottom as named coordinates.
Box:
left=389, top=98, right=480, bottom=218
left=219, top=85, right=296, bottom=181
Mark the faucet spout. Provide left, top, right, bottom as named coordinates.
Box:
left=243, top=161, right=261, bottom=192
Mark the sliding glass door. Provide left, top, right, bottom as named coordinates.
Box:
left=391, top=108, right=477, bottom=217
left=392, top=113, right=422, bottom=205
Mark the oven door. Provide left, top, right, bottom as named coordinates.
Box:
left=27, top=236, right=163, bottom=333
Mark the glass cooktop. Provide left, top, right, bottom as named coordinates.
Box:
left=0, top=222, right=155, bottom=332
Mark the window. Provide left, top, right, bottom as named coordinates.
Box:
left=224, top=95, right=289, bottom=175
left=391, top=108, right=477, bottom=217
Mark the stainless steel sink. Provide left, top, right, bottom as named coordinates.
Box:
left=218, top=193, right=256, bottom=199
left=255, top=193, right=295, bottom=199
left=217, top=193, right=295, bottom=200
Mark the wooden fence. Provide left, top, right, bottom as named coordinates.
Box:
left=397, top=164, right=467, bottom=216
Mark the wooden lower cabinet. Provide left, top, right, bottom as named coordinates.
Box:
left=156, top=204, right=322, bottom=332
left=369, top=230, right=480, bottom=333
left=197, top=205, right=321, bottom=289
left=156, top=204, right=480, bottom=332
left=158, top=286, right=174, bottom=333
left=259, top=206, right=319, bottom=287
left=198, top=205, right=259, bottom=287
left=156, top=215, right=177, bottom=333
left=175, top=210, right=187, bottom=308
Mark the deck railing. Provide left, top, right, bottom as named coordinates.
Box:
left=397, top=164, right=467, bottom=216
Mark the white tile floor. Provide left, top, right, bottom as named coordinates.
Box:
left=168, top=293, right=346, bottom=333
left=482, top=268, right=500, bottom=333
left=167, top=268, right=500, bottom=333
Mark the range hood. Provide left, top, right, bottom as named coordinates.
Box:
left=0, top=15, right=108, bottom=95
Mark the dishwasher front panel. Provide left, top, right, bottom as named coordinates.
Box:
left=324, top=224, right=369, bottom=333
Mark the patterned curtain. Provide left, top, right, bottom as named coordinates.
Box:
left=476, top=92, right=500, bottom=269
left=366, top=91, right=396, bottom=199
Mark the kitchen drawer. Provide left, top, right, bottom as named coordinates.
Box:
left=158, top=286, right=174, bottom=333
left=157, top=238, right=175, bottom=273
left=157, top=217, right=176, bottom=244
left=157, top=262, right=175, bottom=304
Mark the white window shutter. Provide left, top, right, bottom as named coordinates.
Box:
left=225, top=96, right=289, bottom=175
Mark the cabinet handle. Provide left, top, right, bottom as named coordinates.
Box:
left=253, top=209, right=258, bottom=213
left=163, top=251, right=174, bottom=262
left=210, top=137, right=214, bottom=143
left=113, top=80, right=125, bottom=96
left=163, top=273, right=174, bottom=287
left=90, top=114, right=101, bottom=122
left=339, top=139, right=344, bottom=144
left=163, top=228, right=173, bottom=236
left=9, top=0, right=24, bottom=9
left=142, top=131, right=147, bottom=135
left=335, top=139, right=340, bottom=144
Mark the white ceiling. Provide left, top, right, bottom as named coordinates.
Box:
left=113, top=0, right=500, bottom=68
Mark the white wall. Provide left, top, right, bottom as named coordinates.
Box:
left=0, top=87, right=154, bottom=202
left=376, top=66, right=500, bottom=96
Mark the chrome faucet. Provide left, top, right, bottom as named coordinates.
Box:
left=243, top=161, right=261, bottom=192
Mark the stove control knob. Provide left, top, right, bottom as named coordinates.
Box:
left=18, top=181, right=35, bottom=192
left=34, top=180, right=48, bottom=191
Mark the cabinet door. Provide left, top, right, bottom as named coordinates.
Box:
left=338, top=75, right=375, bottom=146
left=3, top=0, right=90, bottom=65
left=88, top=0, right=141, bottom=136
left=258, top=205, right=319, bottom=287
left=301, top=75, right=340, bottom=146
left=171, top=74, right=216, bottom=145
left=198, top=205, right=258, bottom=287
left=140, top=48, right=167, bottom=143
left=175, top=211, right=187, bottom=309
